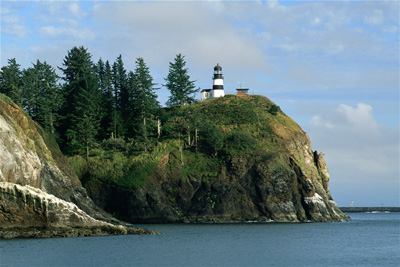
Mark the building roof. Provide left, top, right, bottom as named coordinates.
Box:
left=201, top=89, right=212, bottom=92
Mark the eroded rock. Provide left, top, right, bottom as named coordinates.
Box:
left=0, top=182, right=158, bottom=239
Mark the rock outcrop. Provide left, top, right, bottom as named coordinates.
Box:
left=0, top=182, right=157, bottom=238
left=84, top=95, right=349, bottom=223
left=0, top=94, right=157, bottom=238
left=0, top=96, right=111, bottom=221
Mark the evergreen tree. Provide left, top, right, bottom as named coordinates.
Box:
left=0, top=58, right=23, bottom=105
left=95, top=58, right=106, bottom=90
left=22, top=60, right=62, bottom=134
left=21, top=67, right=39, bottom=117
left=164, top=54, right=198, bottom=107
left=96, top=59, right=114, bottom=139
left=131, top=58, right=159, bottom=121
left=130, top=57, right=159, bottom=149
left=112, top=55, right=128, bottom=137
left=67, top=74, right=101, bottom=161
left=58, top=46, right=101, bottom=153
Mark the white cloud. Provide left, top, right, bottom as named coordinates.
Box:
left=311, top=17, right=321, bottom=27
left=382, top=25, right=398, bottom=34
left=1, top=6, right=27, bottom=38
left=91, top=1, right=268, bottom=71
left=328, top=41, right=345, bottom=54
left=210, top=0, right=398, bottom=96
left=310, top=115, right=334, bottom=129
left=35, top=14, right=80, bottom=27
left=337, top=103, right=377, bottom=128
left=2, top=24, right=30, bottom=38
left=364, top=9, right=384, bottom=25
left=1, top=6, right=10, bottom=15
left=39, top=25, right=57, bottom=36
left=68, top=2, right=85, bottom=18
left=266, top=0, right=284, bottom=10
left=307, top=103, right=399, bottom=206
left=42, top=2, right=85, bottom=19
left=2, top=14, right=21, bottom=24
left=310, top=103, right=378, bottom=132
left=38, top=25, right=95, bottom=41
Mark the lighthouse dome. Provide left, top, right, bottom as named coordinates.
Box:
left=214, top=63, right=222, bottom=71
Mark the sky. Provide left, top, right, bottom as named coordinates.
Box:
left=1, top=0, right=399, bottom=207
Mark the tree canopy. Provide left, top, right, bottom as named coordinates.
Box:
left=0, top=58, right=23, bottom=106
left=1, top=47, right=209, bottom=158
left=58, top=46, right=99, bottom=154
left=165, top=54, right=199, bottom=107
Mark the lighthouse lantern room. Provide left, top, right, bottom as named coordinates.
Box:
left=212, top=63, right=225, bottom=98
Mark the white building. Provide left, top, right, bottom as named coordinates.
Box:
left=201, top=63, right=225, bottom=101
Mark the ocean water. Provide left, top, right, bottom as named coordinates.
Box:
left=1, top=212, right=399, bottom=267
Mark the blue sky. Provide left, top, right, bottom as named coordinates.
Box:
left=1, top=0, right=399, bottom=207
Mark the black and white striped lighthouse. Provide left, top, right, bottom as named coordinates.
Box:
left=212, top=63, right=225, bottom=98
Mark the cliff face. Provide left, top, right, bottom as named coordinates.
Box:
left=0, top=94, right=156, bottom=238
left=0, top=182, right=156, bottom=238
left=91, top=150, right=346, bottom=223
left=0, top=95, right=110, bottom=222
left=85, top=95, right=349, bottom=223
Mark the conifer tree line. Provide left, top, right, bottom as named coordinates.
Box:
left=0, top=46, right=199, bottom=156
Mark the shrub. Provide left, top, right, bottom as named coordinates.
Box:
left=88, top=152, right=127, bottom=181
left=268, top=104, right=280, bottom=115
left=228, top=130, right=258, bottom=151
left=182, top=153, right=221, bottom=180
left=116, top=159, right=158, bottom=189
left=101, top=138, right=132, bottom=152
left=68, top=155, right=88, bottom=179
left=199, top=123, right=224, bottom=156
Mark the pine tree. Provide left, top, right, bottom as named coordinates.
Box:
left=67, top=74, right=101, bottom=161
left=164, top=54, right=198, bottom=107
left=22, top=60, right=62, bottom=134
left=112, top=55, right=128, bottom=137
left=0, top=58, right=23, bottom=105
left=96, top=59, right=114, bottom=139
left=130, top=57, right=159, bottom=150
left=21, top=67, right=39, bottom=117
left=58, top=46, right=101, bottom=154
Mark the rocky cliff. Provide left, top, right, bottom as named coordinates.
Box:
left=0, top=182, right=156, bottom=238
left=82, top=95, right=349, bottom=223
left=0, top=94, right=156, bottom=238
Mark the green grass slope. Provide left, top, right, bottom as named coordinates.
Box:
left=71, top=94, right=303, bottom=192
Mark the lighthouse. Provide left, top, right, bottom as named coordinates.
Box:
left=212, top=63, right=225, bottom=98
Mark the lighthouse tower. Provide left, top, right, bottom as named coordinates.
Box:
left=212, top=63, right=225, bottom=98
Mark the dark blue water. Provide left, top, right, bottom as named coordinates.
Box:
left=1, top=212, right=399, bottom=267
